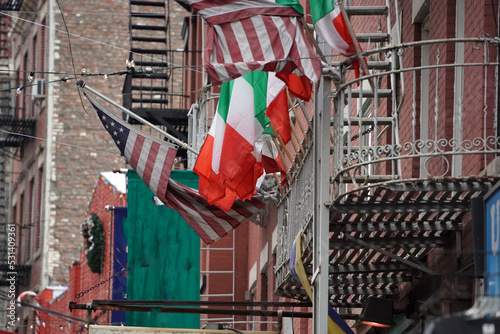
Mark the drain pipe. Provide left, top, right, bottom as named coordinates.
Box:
left=41, top=0, right=56, bottom=289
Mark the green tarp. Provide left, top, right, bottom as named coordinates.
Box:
left=124, top=170, right=200, bottom=328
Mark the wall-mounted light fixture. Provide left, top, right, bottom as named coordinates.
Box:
left=359, top=297, right=393, bottom=328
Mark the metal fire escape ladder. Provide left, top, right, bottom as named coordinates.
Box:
left=122, top=0, right=189, bottom=160
left=332, top=3, right=399, bottom=192
left=0, top=2, right=32, bottom=287
left=275, top=2, right=500, bottom=329
left=326, top=1, right=405, bottom=309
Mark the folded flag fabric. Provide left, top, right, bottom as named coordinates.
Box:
left=187, top=0, right=322, bottom=85
left=194, top=72, right=286, bottom=212
left=163, top=177, right=266, bottom=244
left=290, top=233, right=354, bottom=334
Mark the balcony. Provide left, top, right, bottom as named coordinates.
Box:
left=0, top=115, right=36, bottom=147
left=274, top=38, right=500, bottom=316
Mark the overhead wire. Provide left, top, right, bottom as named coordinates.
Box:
left=54, top=0, right=88, bottom=113
left=0, top=129, right=121, bottom=157
left=4, top=22, right=120, bottom=152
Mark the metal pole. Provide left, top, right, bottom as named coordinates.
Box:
left=69, top=303, right=316, bottom=319
left=313, top=39, right=332, bottom=334
left=42, top=0, right=56, bottom=290
left=77, top=81, right=199, bottom=155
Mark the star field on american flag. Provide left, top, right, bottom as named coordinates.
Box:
left=85, top=93, right=178, bottom=199
left=94, top=104, right=130, bottom=156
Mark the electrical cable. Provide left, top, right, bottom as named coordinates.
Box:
left=0, top=129, right=122, bottom=157
left=55, top=0, right=88, bottom=113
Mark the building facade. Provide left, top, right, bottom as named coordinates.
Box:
left=186, top=0, right=500, bottom=333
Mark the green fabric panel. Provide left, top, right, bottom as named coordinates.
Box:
left=124, top=170, right=200, bottom=328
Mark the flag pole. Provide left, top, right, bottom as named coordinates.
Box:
left=76, top=80, right=199, bottom=155
left=338, top=1, right=374, bottom=92
left=289, top=117, right=306, bottom=157
left=298, top=17, right=328, bottom=63
left=287, top=91, right=310, bottom=146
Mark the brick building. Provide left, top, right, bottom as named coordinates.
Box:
left=19, top=172, right=126, bottom=334
left=185, top=0, right=500, bottom=333
left=4, top=0, right=500, bottom=333
left=6, top=0, right=129, bottom=291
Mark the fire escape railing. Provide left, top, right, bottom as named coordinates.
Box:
left=274, top=38, right=500, bottom=313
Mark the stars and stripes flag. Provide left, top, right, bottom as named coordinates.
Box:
left=85, top=92, right=265, bottom=244
left=86, top=93, right=177, bottom=196
left=186, top=0, right=322, bottom=86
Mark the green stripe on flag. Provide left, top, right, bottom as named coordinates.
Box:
left=276, top=0, right=304, bottom=15
left=309, top=0, right=334, bottom=23
left=217, top=79, right=235, bottom=123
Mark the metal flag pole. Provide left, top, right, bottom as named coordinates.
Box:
left=76, top=80, right=199, bottom=155
left=338, top=0, right=375, bottom=92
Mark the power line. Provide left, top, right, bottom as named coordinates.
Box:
left=0, top=129, right=122, bottom=157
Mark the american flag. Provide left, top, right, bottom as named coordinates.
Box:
left=86, top=93, right=177, bottom=197
left=188, top=0, right=302, bottom=25
left=86, top=92, right=266, bottom=245
left=164, top=178, right=266, bottom=244
left=187, top=0, right=322, bottom=86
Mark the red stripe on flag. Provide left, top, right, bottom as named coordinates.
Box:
left=164, top=181, right=234, bottom=242
left=220, top=23, right=243, bottom=64
left=228, top=192, right=266, bottom=220
left=241, top=18, right=264, bottom=61
left=189, top=0, right=300, bottom=26
left=141, top=141, right=160, bottom=188
left=129, top=135, right=145, bottom=172
left=262, top=16, right=286, bottom=61
left=156, top=147, right=177, bottom=199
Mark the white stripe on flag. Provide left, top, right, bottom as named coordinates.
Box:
left=252, top=16, right=273, bottom=62
left=198, top=1, right=290, bottom=20
left=136, top=138, right=153, bottom=181
left=149, top=146, right=170, bottom=195
left=213, top=25, right=234, bottom=65
left=168, top=182, right=235, bottom=236
left=124, top=132, right=137, bottom=166
left=230, top=20, right=254, bottom=63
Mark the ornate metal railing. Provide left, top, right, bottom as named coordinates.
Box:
left=274, top=37, right=500, bottom=300
left=332, top=37, right=500, bottom=195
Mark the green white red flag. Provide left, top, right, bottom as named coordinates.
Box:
left=309, top=0, right=365, bottom=78
left=194, top=71, right=287, bottom=211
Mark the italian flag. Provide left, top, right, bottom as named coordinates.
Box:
left=194, top=72, right=287, bottom=212
left=309, top=0, right=364, bottom=77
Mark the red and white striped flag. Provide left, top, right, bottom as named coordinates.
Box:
left=86, top=93, right=177, bottom=195
left=86, top=93, right=265, bottom=244
left=187, top=0, right=322, bottom=86
left=163, top=178, right=265, bottom=244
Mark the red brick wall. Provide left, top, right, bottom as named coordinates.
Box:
left=9, top=0, right=130, bottom=295
left=35, top=174, right=126, bottom=334
left=48, top=0, right=130, bottom=284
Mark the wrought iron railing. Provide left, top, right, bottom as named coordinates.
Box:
left=274, top=37, right=500, bottom=298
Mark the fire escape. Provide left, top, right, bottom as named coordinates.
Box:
left=274, top=1, right=500, bottom=332
left=122, top=0, right=189, bottom=162
left=0, top=0, right=33, bottom=286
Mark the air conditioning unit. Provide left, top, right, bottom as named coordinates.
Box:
left=32, top=78, right=45, bottom=100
